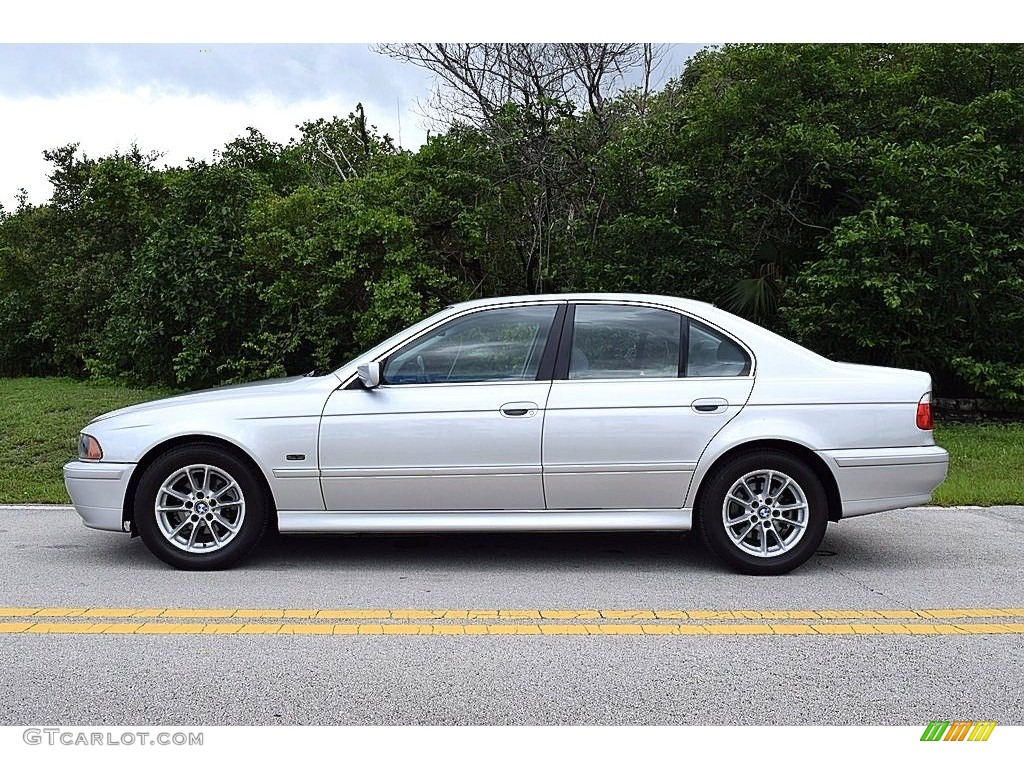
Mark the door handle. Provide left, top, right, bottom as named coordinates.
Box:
left=500, top=401, right=539, bottom=418
left=691, top=397, right=729, bottom=414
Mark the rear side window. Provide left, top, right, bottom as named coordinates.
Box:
left=569, top=305, right=682, bottom=379
left=687, top=320, right=751, bottom=377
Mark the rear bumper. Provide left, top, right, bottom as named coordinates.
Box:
left=818, top=446, right=949, bottom=518
left=63, top=461, right=135, bottom=532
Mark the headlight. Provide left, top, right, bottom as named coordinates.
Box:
left=78, top=433, right=103, bottom=460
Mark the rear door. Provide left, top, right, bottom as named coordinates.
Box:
left=542, top=302, right=755, bottom=510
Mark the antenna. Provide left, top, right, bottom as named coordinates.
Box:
left=396, top=96, right=402, bottom=148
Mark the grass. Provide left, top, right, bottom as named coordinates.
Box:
left=931, top=423, right=1024, bottom=506
left=0, top=377, right=1021, bottom=506
left=0, top=377, right=174, bottom=503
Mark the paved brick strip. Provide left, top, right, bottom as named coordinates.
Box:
left=0, top=606, right=1023, bottom=636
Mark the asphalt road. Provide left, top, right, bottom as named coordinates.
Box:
left=0, top=504, right=1021, bottom=725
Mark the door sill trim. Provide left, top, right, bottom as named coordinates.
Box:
left=277, top=509, right=691, bottom=533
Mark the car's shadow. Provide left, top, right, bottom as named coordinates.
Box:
left=246, top=529, right=719, bottom=573
left=64, top=528, right=721, bottom=573
left=66, top=521, right=920, bottom=575
left=243, top=525, right=914, bottom=574
left=250, top=521, right=938, bottom=574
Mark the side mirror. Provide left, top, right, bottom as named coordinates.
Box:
left=357, top=361, right=381, bottom=389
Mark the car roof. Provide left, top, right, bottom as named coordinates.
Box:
left=445, top=292, right=846, bottom=377
left=336, top=291, right=842, bottom=382
left=448, top=292, right=716, bottom=313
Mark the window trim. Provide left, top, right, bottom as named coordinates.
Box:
left=552, top=304, right=577, bottom=380
left=678, top=315, right=690, bottom=378
left=533, top=303, right=568, bottom=381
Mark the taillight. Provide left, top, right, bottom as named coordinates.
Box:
left=916, top=395, right=934, bottom=430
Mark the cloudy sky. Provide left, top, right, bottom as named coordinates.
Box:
left=0, top=43, right=700, bottom=210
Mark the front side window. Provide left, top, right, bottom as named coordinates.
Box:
left=569, top=305, right=682, bottom=379
left=383, top=305, right=558, bottom=385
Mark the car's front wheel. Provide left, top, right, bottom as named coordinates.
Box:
left=134, top=444, right=269, bottom=570
left=698, top=450, right=828, bottom=575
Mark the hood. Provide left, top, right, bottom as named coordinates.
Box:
left=89, top=375, right=323, bottom=424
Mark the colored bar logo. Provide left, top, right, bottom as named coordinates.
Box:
left=921, top=721, right=997, bottom=741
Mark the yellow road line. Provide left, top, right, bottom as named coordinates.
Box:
left=2, top=621, right=1023, bottom=636
left=2, top=607, right=1023, bottom=621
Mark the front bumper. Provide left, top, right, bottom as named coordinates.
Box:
left=819, top=445, right=950, bottom=517
left=63, top=461, right=136, bottom=532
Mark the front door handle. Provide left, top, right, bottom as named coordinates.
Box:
left=500, top=401, right=539, bottom=418
left=691, top=397, right=729, bottom=414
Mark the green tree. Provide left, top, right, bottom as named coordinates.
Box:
left=237, top=177, right=461, bottom=380
left=91, top=162, right=268, bottom=388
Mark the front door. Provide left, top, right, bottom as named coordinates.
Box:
left=319, top=304, right=562, bottom=511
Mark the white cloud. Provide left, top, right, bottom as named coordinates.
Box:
left=0, top=43, right=702, bottom=211
left=0, top=86, right=429, bottom=210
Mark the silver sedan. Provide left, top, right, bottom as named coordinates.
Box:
left=64, top=293, right=948, bottom=574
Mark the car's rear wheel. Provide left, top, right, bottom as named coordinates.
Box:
left=698, top=450, right=828, bottom=575
left=134, top=444, right=269, bottom=570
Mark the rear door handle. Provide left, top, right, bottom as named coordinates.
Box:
left=691, top=397, right=729, bottom=414
left=500, top=401, right=539, bottom=418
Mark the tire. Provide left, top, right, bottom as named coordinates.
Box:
left=697, top=450, right=828, bottom=576
left=133, top=444, right=270, bottom=570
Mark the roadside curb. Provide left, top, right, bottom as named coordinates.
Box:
left=916, top=505, right=985, bottom=510
left=0, top=504, right=74, bottom=510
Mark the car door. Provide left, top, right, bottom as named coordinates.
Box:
left=319, top=303, right=564, bottom=511
left=542, top=302, right=755, bottom=510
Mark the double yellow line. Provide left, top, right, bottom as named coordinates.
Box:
left=2, top=606, right=1023, bottom=636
